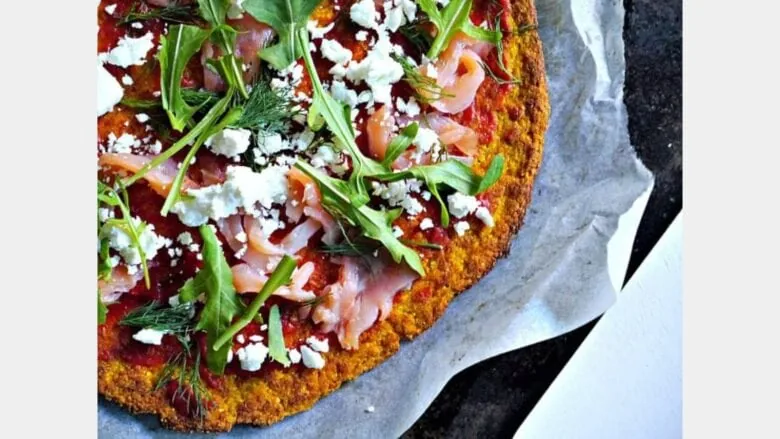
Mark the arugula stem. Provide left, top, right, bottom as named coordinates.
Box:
left=212, top=255, right=297, bottom=351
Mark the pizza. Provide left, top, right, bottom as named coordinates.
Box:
left=97, top=0, right=548, bottom=432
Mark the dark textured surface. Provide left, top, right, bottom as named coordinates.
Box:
left=403, top=0, right=682, bottom=437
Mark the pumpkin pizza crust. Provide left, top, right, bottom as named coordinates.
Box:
left=98, top=0, right=549, bottom=432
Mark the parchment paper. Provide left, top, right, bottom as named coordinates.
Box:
left=98, top=0, right=654, bottom=436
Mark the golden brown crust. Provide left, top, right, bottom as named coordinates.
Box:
left=98, top=0, right=549, bottom=431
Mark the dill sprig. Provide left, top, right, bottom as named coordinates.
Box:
left=118, top=1, right=204, bottom=26
left=231, top=79, right=297, bottom=132
left=399, top=19, right=434, bottom=55
left=481, top=20, right=537, bottom=85
left=119, top=301, right=195, bottom=340
left=400, top=239, right=444, bottom=251
left=155, top=349, right=209, bottom=422
left=318, top=220, right=380, bottom=259
left=98, top=181, right=151, bottom=289
left=393, top=55, right=453, bottom=104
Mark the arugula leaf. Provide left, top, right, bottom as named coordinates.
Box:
left=158, top=25, right=212, bottom=131
left=121, top=89, right=219, bottom=111
left=297, top=28, right=386, bottom=205
left=267, top=305, right=291, bottom=367
left=375, top=155, right=505, bottom=226
left=184, top=224, right=245, bottom=374
left=243, top=0, right=321, bottom=69
left=98, top=291, right=108, bottom=325
left=213, top=255, right=297, bottom=351
left=416, top=0, right=504, bottom=59
left=383, top=123, right=419, bottom=167
left=295, top=161, right=425, bottom=276
left=197, top=0, right=249, bottom=98
left=160, top=94, right=242, bottom=215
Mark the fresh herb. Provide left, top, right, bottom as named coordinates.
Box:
left=375, top=155, right=505, bottom=226
left=98, top=181, right=152, bottom=288
left=213, top=255, right=297, bottom=351
left=267, top=305, right=291, bottom=367
left=155, top=349, right=209, bottom=422
left=197, top=0, right=249, bottom=99
left=121, top=89, right=219, bottom=111
left=158, top=24, right=212, bottom=131
left=180, top=225, right=245, bottom=374
left=160, top=96, right=242, bottom=215
left=98, top=291, right=108, bottom=325
left=401, top=240, right=444, bottom=250
left=319, top=240, right=379, bottom=257
left=120, top=301, right=196, bottom=343
left=243, top=0, right=321, bottom=69
left=118, top=2, right=204, bottom=26
left=297, top=28, right=386, bottom=205
left=231, top=79, right=296, bottom=132
left=394, top=55, right=452, bottom=104
left=295, top=161, right=425, bottom=276
left=417, top=0, right=474, bottom=59
left=399, top=19, right=434, bottom=54
left=98, top=235, right=113, bottom=281
left=384, top=123, right=419, bottom=167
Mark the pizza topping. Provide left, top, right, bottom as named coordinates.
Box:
left=98, top=0, right=515, bottom=405
left=97, top=62, right=124, bottom=117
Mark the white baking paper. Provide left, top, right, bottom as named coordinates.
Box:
left=98, top=0, right=654, bottom=436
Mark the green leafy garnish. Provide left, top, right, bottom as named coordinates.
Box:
left=120, top=301, right=196, bottom=343
left=297, top=28, right=385, bottom=205
left=383, top=123, right=419, bottom=167
left=180, top=225, right=245, bottom=374
left=213, top=255, right=297, bottom=351
left=394, top=55, right=452, bottom=104
left=375, top=155, right=505, bottom=226
left=197, top=0, right=249, bottom=99
left=243, top=0, right=321, bottom=69
left=98, top=181, right=152, bottom=288
left=160, top=96, right=242, bottom=215
left=118, top=2, right=203, bottom=26
left=267, top=305, right=291, bottom=367
left=158, top=24, right=212, bottom=131
left=98, top=291, right=108, bottom=325
left=98, top=235, right=113, bottom=281
left=399, top=19, right=434, bottom=54
left=121, top=89, right=219, bottom=111
left=418, top=0, right=473, bottom=59
left=231, top=78, right=296, bottom=131
left=295, top=161, right=425, bottom=276
left=155, top=349, right=209, bottom=422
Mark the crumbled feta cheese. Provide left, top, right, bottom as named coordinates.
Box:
left=105, top=217, right=167, bottom=266
left=350, top=0, right=379, bottom=29
left=400, top=0, right=418, bottom=21
left=256, top=132, right=291, bottom=155
left=105, top=4, right=117, bottom=14
left=422, top=63, right=438, bottom=79
left=475, top=206, right=495, bottom=227
left=98, top=208, right=114, bottom=222
left=236, top=342, right=269, bottom=372
left=411, top=127, right=441, bottom=162
left=176, top=232, right=193, bottom=246
left=306, top=336, right=330, bottom=353
left=321, top=39, right=353, bottom=65
left=421, top=190, right=432, bottom=201
left=135, top=113, right=149, bottom=123
left=168, top=295, right=180, bottom=307
left=447, top=193, right=480, bottom=218
left=311, top=144, right=340, bottom=168
left=172, top=165, right=289, bottom=226
left=329, top=63, right=348, bottom=78
left=454, top=221, right=470, bottom=236
left=308, top=20, right=335, bottom=39
left=356, top=30, right=369, bottom=41
left=108, top=133, right=140, bottom=153
left=237, top=334, right=246, bottom=344
left=392, top=226, right=404, bottom=238
left=330, top=80, right=359, bottom=108
left=344, top=28, right=404, bottom=104
left=207, top=128, right=252, bottom=158
left=288, top=348, right=302, bottom=364
left=226, top=0, right=245, bottom=19
left=249, top=335, right=263, bottom=342
left=106, top=32, right=155, bottom=68
left=419, top=218, right=434, bottom=230
left=121, top=74, right=134, bottom=86
left=300, top=345, right=326, bottom=369
left=132, top=328, right=166, bottom=345
left=227, top=348, right=234, bottom=363
left=97, top=62, right=124, bottom=117
left=396, top=97, right=421, bottom=117
left=131, top=22, right=144, bottom=29
left=384, top=3, right=406, bottom=32
left=401, top=197, right=424, bottom=216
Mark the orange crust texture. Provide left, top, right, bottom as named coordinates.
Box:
left=98, top=0, right=550, bottom=432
